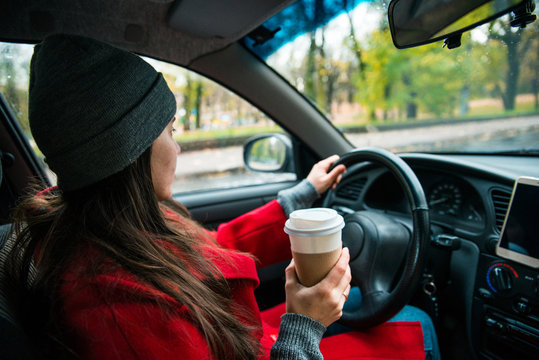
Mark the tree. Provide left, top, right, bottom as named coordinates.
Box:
left=194, top=81, right=203, bottom=129
left=355, top=26, right=470, bottom=121
left=304, top=31, right=318, bottom=102
left=0, top=44, right=30, bottom=132
left=180, top=75, right=206, bottom=131
left=354, top=28, right=401, bottom=120
left=342, top=10, right=364, bottom=104
left=487, top=18, right=536, bottom=110
left=519, top=21, right=539, bottom=109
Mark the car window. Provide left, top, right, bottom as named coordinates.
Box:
left=0, top=42, right=296, bottom=194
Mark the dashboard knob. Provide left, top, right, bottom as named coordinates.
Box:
left=490, top=266, right=513, bottom=294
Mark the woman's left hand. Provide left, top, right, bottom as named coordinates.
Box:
left=306, top=155, right=346, bottom=194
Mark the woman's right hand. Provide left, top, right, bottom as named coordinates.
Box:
left=284, top=247, right=352, bottom=328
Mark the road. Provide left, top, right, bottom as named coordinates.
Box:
left=344, top=115, right=539, bottom=152
left=176, top=115, right=539, bottom=179
left=173, top=115, right=539, bottom=192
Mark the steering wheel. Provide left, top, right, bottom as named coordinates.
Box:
left=322, top=147, right=429, bottom=330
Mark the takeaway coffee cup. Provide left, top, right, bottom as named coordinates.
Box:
left=284, top=208, right=344, bottom=287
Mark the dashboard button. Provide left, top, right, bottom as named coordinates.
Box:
left=478, top=287, right=494, bottom=299
left=513, top=300, right=531, bottom=315
left=484, top=317, right=504, bottom=331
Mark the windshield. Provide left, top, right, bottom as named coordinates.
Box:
left=244, top=0, right=539, bottom=154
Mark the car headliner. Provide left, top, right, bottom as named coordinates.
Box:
left=0, top=0, right=295, bottom=65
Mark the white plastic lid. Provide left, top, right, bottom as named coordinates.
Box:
left=284, top=208, right=344, bottom=237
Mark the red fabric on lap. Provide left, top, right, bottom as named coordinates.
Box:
left=261, top=303, right=425, bottom=360
left=320, top=322, right=424, bottom=359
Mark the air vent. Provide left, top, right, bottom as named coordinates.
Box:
left=336, top=178, right=367, bottom=200
left=491, top=188, right=511, bottom=232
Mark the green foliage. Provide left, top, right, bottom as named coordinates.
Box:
left=175, top=125, right=283, bottom=142
left=519, top=22, right=539, bottom=109
left=354, top=27, right=469, bottom=120
left=487, top=19, right=539, bottom=110
left=0, top=43, right=31, bottom=133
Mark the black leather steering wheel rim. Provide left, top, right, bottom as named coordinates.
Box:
left=324, top=147, right=429, bottom=329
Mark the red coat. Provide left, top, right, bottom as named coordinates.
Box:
left=60, top=200, right=424, bottom=359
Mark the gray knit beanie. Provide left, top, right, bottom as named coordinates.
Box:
left=29, top=34, right=176, bottom=191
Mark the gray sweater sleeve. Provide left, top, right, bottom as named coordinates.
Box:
left=270, top=314, right=326, bottom=360
left=277, top=179, right=321, bottom=217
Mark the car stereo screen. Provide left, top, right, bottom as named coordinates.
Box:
left=498, top=182, right=539, bottom=263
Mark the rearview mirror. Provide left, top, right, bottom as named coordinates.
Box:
left=388, top=0, right=532, bottom=49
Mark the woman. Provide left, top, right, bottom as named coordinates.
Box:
left=7, top=34, right=429, bottom=359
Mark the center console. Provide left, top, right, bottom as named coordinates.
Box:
left=472, top=254, right=539, bottom=359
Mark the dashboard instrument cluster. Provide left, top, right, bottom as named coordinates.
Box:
left=339, top=167, right=487, bottom=233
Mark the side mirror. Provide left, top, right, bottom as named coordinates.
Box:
left=388, top=0, right=533, bottom=49
left=243, top=134, right=294, bottom=173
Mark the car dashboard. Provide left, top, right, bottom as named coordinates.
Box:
left=360, top=168, right=487, bottom=232
left=329, top=152, right=539, bottom=360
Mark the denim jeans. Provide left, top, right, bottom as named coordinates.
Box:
left=325, top=287, right=441, bottom=360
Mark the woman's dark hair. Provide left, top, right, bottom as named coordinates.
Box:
left=7, top=147, right=261, bottom=359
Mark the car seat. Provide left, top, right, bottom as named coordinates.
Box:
left=0, top=223, right=36, bottom=359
